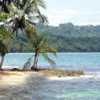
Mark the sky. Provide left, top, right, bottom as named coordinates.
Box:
left=45, top=0, right=100, bottom=26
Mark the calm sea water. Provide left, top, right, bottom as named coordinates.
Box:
left=3, top=52, right=100, bottom=72
left=2, top=52, right=100, bottom=100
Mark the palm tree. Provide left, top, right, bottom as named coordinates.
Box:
left=0, top=0, right=48, bottom=53
left=0, top=27, right=12, bottom=69
left=0, top=40, right=8, bottom=69
left=30, top=34, right=57, bottom=71
left=0, top=0, right=47, bottom=35
left=23, top=34, right=56, bottom=71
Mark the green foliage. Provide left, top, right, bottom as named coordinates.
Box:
left=0, top=27, right=11, bottom=40
left=1, top=23, right=100, bottom=52
left=25, top=24, right=37, bottom=38
left=0, top=0, right=47, bottom=38
left=25, top=32, right=57, bottom=70
left=36, top=23, right=100, bottom=52
left=0, top=0, right=47, bottom=52
left=31, top=34, right=57, bottom=53
left=47, top=35, right=100, bottom=52
left=0, top=13, right=9, bottom=21
left=33, top=34, right=56, bottom=65
left=0, top=0, right=47, bottom=69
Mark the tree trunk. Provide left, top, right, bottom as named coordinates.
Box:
left=0, top=55, right=4, bottom=69
left=31, top=52, right=39, bottom=71
left=23, top=55, right=34, bottom=70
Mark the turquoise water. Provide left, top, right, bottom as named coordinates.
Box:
left=3, top=53, right=100, bottom=71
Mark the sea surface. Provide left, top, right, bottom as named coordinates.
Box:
left=2, top=53, right=100, bottom=100
left=37, top=77, right=100, bottom=100
left=3, top=52, right=100, bottom=72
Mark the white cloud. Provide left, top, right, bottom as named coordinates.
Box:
left=47, top=9, right=78, bottom=26
left=46, top=9, right=100, bottom=26
left=76, top=19, right=100, bottom=26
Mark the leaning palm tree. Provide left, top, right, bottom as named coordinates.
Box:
left=30, top=34, right=57, bottom=71
left=0, top=40, right=8, bottom=69
left=23, top=34, right=56, bottom=71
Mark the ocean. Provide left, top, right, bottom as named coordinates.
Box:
left=3, top=52, right=100, bottom=72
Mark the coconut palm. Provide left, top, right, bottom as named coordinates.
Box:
left=0, top=26, right=12, bottom=69
left=0, top=40, right=8, bottom=69
left=30, top=34, right=57, bottom=71
left=23, top=34, right=56, bottom=71
left=0, top=0, right=47, bottom=35
left=0, top=0, right=48, bottom=54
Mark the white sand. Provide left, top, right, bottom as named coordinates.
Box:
left=0, top=72, right=46, bottom=100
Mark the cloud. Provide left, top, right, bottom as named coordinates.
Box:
left=47, top=9, right=78, bottom=26
left=46, top=9, right=100, bottom=26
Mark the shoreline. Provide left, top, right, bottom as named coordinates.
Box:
left=0, top=69, right=99, bottom=78
left=0, top=69, right=99, bottom=81
left=0, top=70, right=99, bottom=82
left=0, top=68, right=84, bottom=76
left=0, top=71, right=99, bottom=99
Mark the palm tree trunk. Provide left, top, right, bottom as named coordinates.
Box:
left=0, top=55, right=4, bottom=69
left=31, top=52, right=39, bottom=71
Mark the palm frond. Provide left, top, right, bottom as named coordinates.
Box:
left=42, top=53, right=56, bottom=65
left=25, top=24, right=37, bottom=38
left=38, top=35, right=46, bottom=47
left=31, top=0, right=46, bottom=9
left=0, top=26, right=11, bottom=39
left=0, top=12, right=10, bottom=21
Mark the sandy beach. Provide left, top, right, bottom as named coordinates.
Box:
left=0, top=71, right=47, bottom=100
left=0, top=70, right=98, bottom=100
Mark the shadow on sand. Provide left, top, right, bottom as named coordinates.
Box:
left=0, top=71, right=47, bottom=100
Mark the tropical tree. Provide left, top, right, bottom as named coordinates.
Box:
left=0, top=26, right=12, bottom=69
left=0, top=40, right=7, bottom=69
left=0, top=0, right=47, bottom=35
left=24, top=34, right=57, bottom=71
left=0, top=0, right=48, bottom=53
